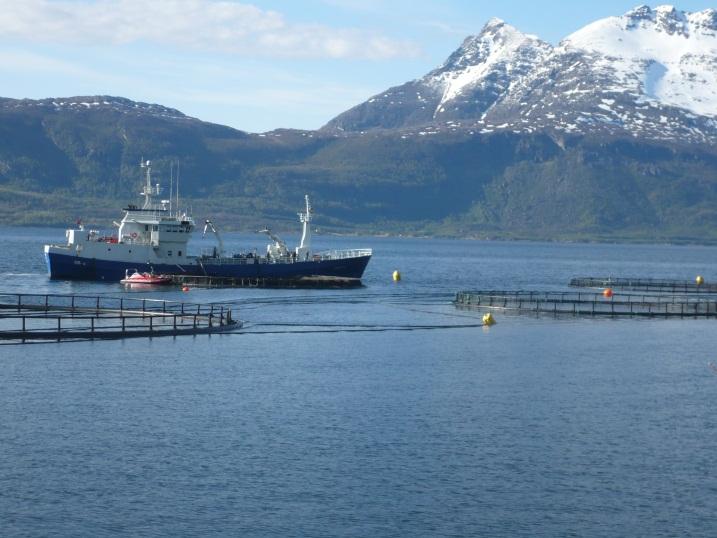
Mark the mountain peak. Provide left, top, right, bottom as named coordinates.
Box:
left=479, top=17, right=514, bottom=38
left=483, top=17, right=506, bottom=29
left=688, top=8, right=717, bottom=32
left=426, top=20, right=551, bottom=119
left=622, top=4, right=701, bottom=35
left=565, top=3, right=717, bottom=53
left=625, top=4, right=680, bottom=18
left=439, top=19, right=545, bottom=72
left=625, top=4, right=652, bottom=17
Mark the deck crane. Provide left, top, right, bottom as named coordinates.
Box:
left=202, top=219, right=225, bottom=258
left=258, top=228, right=289, bottom=259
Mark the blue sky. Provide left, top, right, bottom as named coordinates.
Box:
left=0, top=1, right=714, bottom=132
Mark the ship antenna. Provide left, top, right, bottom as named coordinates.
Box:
left=176, top=161, right=180, bottom=216
left=169, top=162, right=173, bottom=215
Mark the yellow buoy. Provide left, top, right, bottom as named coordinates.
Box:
left=482, top=312, right=496, bottom=326
left=392, top=270, right=401, bottom=282
left=696, top=275, right=704, bottom=286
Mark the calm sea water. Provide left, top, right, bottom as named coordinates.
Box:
left=1, top=227, right=717, bottom=537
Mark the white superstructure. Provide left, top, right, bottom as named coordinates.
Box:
left=46, top=161, right=195, bottom=269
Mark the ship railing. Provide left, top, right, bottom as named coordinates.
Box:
left=197, top=254, right=264, bottom=265
left=313, top=249, right=373, bottom=261
left=120, top=237, right=151, bottom=245
left=85, top=235, right=151, bottom=246
left=87, top=232, right=120, bottom=244
left=196, top=248, right=372, bottom=265
left=121, top=209, right=166, bottom=220
left=122, top=209, right=194, bottom=222
left=199, top=255, right=292, bottom=265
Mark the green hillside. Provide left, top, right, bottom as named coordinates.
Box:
left=2, top=97, right=717, bottom=241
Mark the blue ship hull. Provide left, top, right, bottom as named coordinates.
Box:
left=45, top=251, right=371, bottom=282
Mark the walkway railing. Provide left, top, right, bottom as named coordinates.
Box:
left=0, top=293, right=240, bottom=343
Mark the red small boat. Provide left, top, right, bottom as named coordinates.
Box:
left=120, top=269, right=172, bottom=285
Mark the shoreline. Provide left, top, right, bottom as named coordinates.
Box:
left=7, top=222, right=717, bottom=248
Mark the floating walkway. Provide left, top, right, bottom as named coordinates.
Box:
left=569, top=276, right=717, bottom=294
left=454, top=290, right=717, bottom=317
left=170, top=274, right=362, bottom=289
left=0, top=293, right=240, bottom=343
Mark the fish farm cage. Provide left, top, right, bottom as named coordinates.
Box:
left=0, top=293, right=241, bottom=343
left=454, top=290, right=717, bottom=317
left=569, top=277, right=717, bottom=294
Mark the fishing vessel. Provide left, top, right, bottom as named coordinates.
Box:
left=44, top=161, right=372, bottom=282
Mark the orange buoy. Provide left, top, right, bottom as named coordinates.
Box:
left=182, top=286, right=190, bottom=292
left=603, top=288, right=613, bottom=298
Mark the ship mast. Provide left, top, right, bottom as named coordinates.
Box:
left=140, top=160, right=157, bottom=209
left=139, top=161, right=159, bottom=209
left=296, top=195, right=312, bottom=260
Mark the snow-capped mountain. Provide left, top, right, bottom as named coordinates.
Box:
left=323, top=18, right=552, bottom=131
left=324, top=5, right=717, bottom=145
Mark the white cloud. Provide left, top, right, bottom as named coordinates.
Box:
left=320, top=0, right=386, bottom=12
left=0, top=0, right=420, bottom=59
left=418, top=20, right=472, bottom=36
left=0, top=50, right=93, bottom=76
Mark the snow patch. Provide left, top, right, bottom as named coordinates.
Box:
left=643, top=60, right=667, bottom=97
left=561, top=6, right=717, bottom=117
